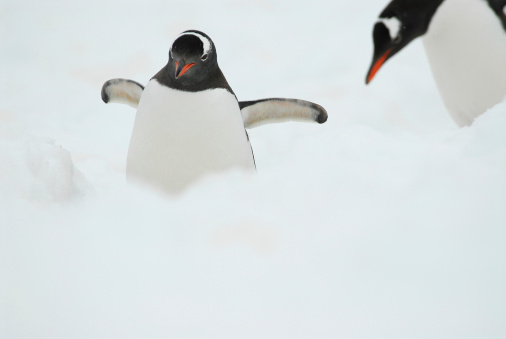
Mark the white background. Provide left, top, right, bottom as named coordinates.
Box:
left=1, top=0, right=505, bottom=337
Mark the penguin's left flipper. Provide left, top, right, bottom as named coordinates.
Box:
left=101, top=78, right=144, bottom=109
left=239, top=98, right=328, bottom=129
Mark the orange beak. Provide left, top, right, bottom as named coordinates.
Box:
left=175, top=61, right=196, bottom=79
left=366, top=49, right=392, bottom=84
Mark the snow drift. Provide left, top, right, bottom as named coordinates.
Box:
left=1, top=0, right=505, bottom=338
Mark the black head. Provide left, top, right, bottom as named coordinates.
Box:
left=365, top=0, right=445, bottom=84
left=153, top=30, right=234, bottom=93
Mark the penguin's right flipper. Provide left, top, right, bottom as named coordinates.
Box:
left=101, top=78, right=144, bottom=109
left=239, top=98, right=328, bottom=129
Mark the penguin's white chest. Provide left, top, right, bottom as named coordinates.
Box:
left=422, top=0, right=506, bottom=126
left=127, top=80, right=255, bottom=193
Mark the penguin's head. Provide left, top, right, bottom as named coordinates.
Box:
left=168, top=30, right=217, bottom=83
left=365, top=0, right=445, bottom=84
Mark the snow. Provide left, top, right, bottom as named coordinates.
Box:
left=1, top=0, right=505, bottom=338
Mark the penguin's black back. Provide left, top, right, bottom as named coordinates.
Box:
left=379, top=0, right=444, bottom=32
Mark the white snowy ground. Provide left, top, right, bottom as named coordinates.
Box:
left=1, top=0, right=505, bottom=338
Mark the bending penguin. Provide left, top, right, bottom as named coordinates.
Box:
left=101, top=30, right=328, bottom=193
left=365, top=0, right=506, bottom=127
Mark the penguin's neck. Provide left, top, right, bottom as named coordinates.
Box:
left=152, top=64, right=235, bottom=95
left=422, top=0, right=506, bottom=126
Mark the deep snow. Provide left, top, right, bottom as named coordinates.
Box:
left=1, top=0, right=505, bottom=338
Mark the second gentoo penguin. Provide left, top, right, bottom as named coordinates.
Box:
left=101, top=30, right=327, bottom=194
left=366, top=0, right=506, bottom=126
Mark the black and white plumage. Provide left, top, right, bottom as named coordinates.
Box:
left=101, top=79, right=144, bottom=109
left=102, top=79, right=327, bottom=129
left=101, top=30, right=327, bottom=193
left=366, top=0, right=506, bottom=126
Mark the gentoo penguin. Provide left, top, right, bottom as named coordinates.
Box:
left=101, top=30, right=327, bottom=193
left=365, top=0, right=506, bottom=126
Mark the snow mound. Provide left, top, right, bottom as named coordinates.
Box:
left=0, top=130, right=88, bottom=203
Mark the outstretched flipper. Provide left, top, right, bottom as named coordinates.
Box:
left=101, top=80, right=328, bottom=128
left=239, top=98, right=328, bottom=129
left=101, top=78, right=144, bottom=109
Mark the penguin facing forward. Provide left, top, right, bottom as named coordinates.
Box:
left=365, top=0, right=506, bottom=126
left=101, top=30, right=327, bottom=193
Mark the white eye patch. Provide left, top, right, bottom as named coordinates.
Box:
left=379, top=16, right=401, bottom=40
left=173, top=32, right=212, bottom=57
left=503, top=4, right=506, bottom=16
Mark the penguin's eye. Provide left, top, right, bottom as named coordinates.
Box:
left=201, top=54, right=208, bottom=61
